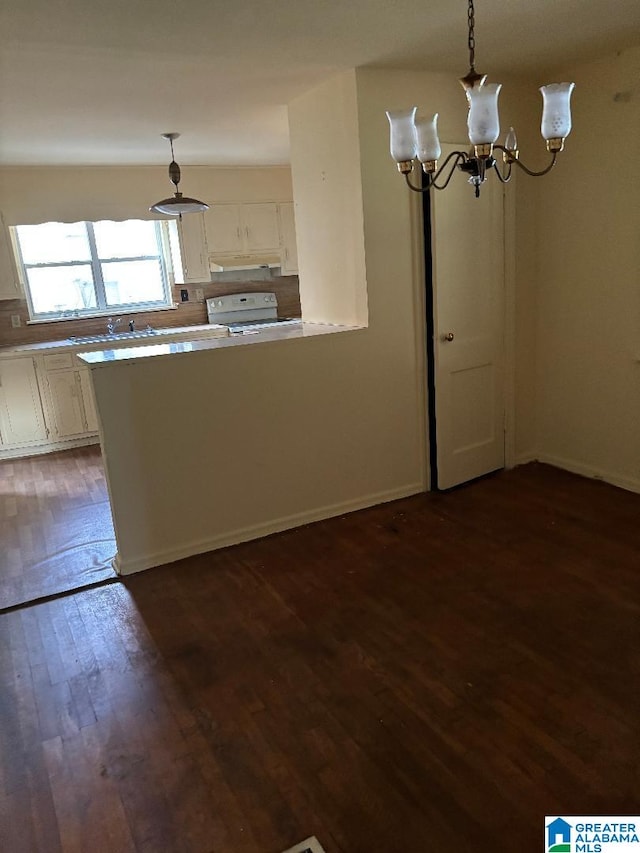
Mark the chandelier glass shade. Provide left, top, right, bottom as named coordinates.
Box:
left=150, top=133, right=209, bottom=216
left=386, top=0, right=575, bottom=197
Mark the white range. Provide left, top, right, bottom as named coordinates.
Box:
left=206, top=292, right=302, bottom=335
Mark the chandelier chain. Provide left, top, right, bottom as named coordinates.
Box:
left=467, top=0, right=476, bottom=70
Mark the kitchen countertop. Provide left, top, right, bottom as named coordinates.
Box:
left=0, top=323, right=225, bottom=356
left=78, top=322, right=362, bottom=368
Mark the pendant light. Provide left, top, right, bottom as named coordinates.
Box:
left=150, top=133, right=209, bottom=215
left=386, top=0, right=575, bottom=198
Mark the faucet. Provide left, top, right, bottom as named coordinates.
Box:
left=106, top=317, right=121, bottom=335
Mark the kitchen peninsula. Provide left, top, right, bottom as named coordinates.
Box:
left=81, top=321, right=365, bottom=575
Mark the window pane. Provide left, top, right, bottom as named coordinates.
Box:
left=93, top=220, right=159, bottom=259
left=27, top=266, right=97, bottom=314
left=101, top=260, right=166, bottom=306
left=17, top=222, right=91, bottom=264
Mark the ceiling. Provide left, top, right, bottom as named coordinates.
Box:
left=1, top=0, right=638, bottom=166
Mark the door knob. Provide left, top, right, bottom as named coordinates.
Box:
left=442, top=332, right=454, bottom=342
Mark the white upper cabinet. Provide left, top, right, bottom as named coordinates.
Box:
left=178, top=214, right=210, bottom=283
left=0, top=214, right=21, bottom=300
left=205, top=205, right=244, bottom=254
left=242, top=203, right=280, bottom=252
left=278, top=203, right=299, bottom=275
left=205, top=203, right=280, bottom=256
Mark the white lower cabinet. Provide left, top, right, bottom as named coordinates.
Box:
left=46, top=369, right=88, bottom=438
left=0, top=350, right=100, bottom=458
left=78, top=370, right=98, bottom=432
left=0, top=356, right=48, bottom=447
left=41, top=352, right=98, bottom=440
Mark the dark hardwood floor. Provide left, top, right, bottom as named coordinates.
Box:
left=1, top=462, right=639, bottom=852
left=0, top=446, right=116, bottom=610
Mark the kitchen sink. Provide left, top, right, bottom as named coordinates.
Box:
left=66, top=324, right=228, bottom=348
left=68, top=329, right=158, bottom=344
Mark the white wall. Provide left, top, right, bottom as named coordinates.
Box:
left=535, top=46, right=640, bottom=491
left=0, top=166, right=293, bottom=224
left=92, top=68, right=440, bottom=574
left=289, top=73, right=368, bottom=326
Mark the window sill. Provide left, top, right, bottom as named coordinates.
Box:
left=26, top=303, right=179, bottom=326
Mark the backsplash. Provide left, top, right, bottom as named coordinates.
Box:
left=0, top=276, right=301, bottom=348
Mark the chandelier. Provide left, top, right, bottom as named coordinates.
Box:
left=386, top=0, right=575, bottom=198
left=150, top=133, right=209, bottom=216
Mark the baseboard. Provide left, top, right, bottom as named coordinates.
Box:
left=0, top=434, right=99, bottom=460
left=112, top=481, right=426, bottom=576
left=512, top=452, right=537, bottom=467
left=531, top=452, right=640, bottom=495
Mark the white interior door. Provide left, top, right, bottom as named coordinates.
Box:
left=431, top=143, right=505, bottom=489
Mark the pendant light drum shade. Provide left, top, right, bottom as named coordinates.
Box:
left=150, top=133, right=208, bottom=216
left=150, top=194, right=209, bottom=215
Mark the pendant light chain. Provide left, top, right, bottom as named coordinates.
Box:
left=167, top=134, right=181, bottom=190
left=149, top=133, right=209, bottom=215
left=467, top=0, right=476, bottom=72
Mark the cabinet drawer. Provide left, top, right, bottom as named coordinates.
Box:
left=43, top=352, right=74, bottom=370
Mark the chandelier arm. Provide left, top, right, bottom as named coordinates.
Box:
left=431, top=151, right=468, bottom=190
left=404, top=172, right=431, bottom=193
left=511, top=153, right=558, bottom=177
left=491, top=159, right=512, bottom=184
left=492, top=146, right=559, bottom=178
left=403, top=151, right=468, bottom=193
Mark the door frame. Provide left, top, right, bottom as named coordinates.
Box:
left=419, top=161, right=518, bottom=490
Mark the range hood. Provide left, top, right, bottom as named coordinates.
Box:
left=209, top=254, right=281, bottom=272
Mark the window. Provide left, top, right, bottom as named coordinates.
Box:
left=13, top=219, right=176, bottom=320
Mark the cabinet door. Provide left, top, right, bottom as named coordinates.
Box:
left=204, top=205, right=244, bottom=254
left=178, top=214, right=210, bottom=282
left=78, top=370, right=99, bottom=433
left=243, top=203, right=280, bottom=252
left=278, top=203, right=299, bottom=275
left=0, top=215, right=21, bottom=300
left=0, top=358, right=47, bottom=445
left=47, top=370, right=86, bottom=438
